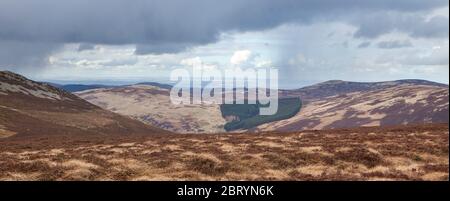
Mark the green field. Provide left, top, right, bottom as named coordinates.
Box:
left=220, top=97, right=302, bottom=131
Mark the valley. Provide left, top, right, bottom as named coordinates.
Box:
left=73, top=78, right=448, bottom=133
left=0, top=71, right=448, bottom=181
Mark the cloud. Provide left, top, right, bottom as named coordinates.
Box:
left=180, top=57, right=203, bottom=67
left=288, top=53, right=308, bottom=66
left=403, top=47, right=449, bottom=66
left=101, top=57, right=138, bottom=67
left=410, top=16, right=449, bottom=38
left=135, top=43, right=193, bottom=55
left=353, top=12, right=449, bottom=39
left=1, top=1, right=447, bottom=47
left=357, top=41, right=371, bottom=48
left=77, top=43, right=95, bottom=52
left=375, top=42, right=449, bottom=66
left=0, top=40, right=61, bottom=69
left=255, top=60, right=273, bottom=68
left=377, top=40, right=413, bottom=49
left=230, top=50, right=253, bottom=65
left=0, top=0, right=448, bottom=72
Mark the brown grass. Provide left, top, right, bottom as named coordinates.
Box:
left=0, top=123, right=448, bottom=181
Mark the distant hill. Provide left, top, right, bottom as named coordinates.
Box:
left=73, top=78, right=449, bottom=133
left=47, top=83, right=114, bottom=92
left=256, top=79, right=449, bottom=132
left=280, top=79, right=448, bottom=101
left=47, top=82, right=172, bottom=92
left=0, top=71, right=169, bottom=138
left=75, top=84, right=226, bottom=133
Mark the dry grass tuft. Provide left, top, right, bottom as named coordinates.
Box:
left=0, top=123, right=448, bottom=181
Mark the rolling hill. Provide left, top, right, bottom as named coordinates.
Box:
left=49, top=84, right=114, bottom=93
left=75, top=85, right=227, bottom=133
left=256, top=80, right=449, bottom=131
left=0, top=71, right=168, bottom=138
left=0, top=72, right=447, bottom=181
left=73, top=79, right=448, bottom=133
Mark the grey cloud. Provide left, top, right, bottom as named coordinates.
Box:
left=327, top=32, right=335, bottom=38
left=406, top=55, right=449, bottom=66
left=410, top=16, right=449, bottom=38
left=135, top=43, right=194, bottom=55
left=0, top=40, right=61, bottom=68
left=78, top=43, right=95, bottom=52
left=102, top=58, right=138, bottom=67
left=357, top=41, right=371, bottom=48
left=353, top=12, right=449, bottom=39
left=0, top=0, right=448, bottom=67
left=342, top=41, right=349, bottom=48
left=403, top=50, right=449, bottom=66
left=377, top=40, right=413, bottom=49
left=375, top=45, right=448, bottom=66
left=0, top=0, right=446, bottom=45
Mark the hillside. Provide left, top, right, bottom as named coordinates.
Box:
left=0, top=72, right=448, bottom=181
left=221, top=97, right=301, bottom=131
left=257, top=80, right=449, bottom=131
left=74, top=79, right=448, bottom=133
left=280, top=79, right=448, bottom=101
left=75, top=85, right=227, bottom=133
left=0, top=71, right=168, bottom=138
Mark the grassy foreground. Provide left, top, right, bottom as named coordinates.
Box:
left=0, top=124, right=448, bottom=181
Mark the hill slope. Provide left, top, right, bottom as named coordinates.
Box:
left=75, top=85, right=227, bottom=133
left=0, top=71, right=168, bottom=138
left=280, top=79, right=448, bottom=101
left=257, top=80, right=449, bottom=131
left=75, top=79, right=448, bottom=133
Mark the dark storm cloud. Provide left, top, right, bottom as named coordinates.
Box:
left=1, top=0, right=447, bottom=44
left=0, top=40, right=61, bottom=68
left=377, top=40, right=413, bottom=49
left=0, top=0, right=448, bottom=67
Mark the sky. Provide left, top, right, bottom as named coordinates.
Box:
left=0, top=0, right=448, bottom=88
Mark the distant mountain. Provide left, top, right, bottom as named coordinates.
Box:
left=73, top=78, right=449, bottom=133
left=257, top=80, right=449, bottom=132
left=0, top=71, right=168, bottom=138
left=280, top=79, right=448, bottom=101
left=47, top=83, right=114, bottom=92
left=47, top=82, right=172, bottom=93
